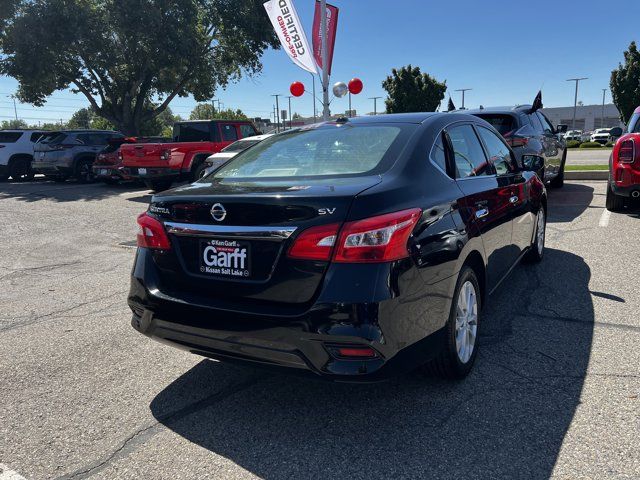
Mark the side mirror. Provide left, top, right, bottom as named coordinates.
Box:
left=609, top=127, right=623, bottom=137
left=522, top=155, right=544, bottom=172
left=556, top=124, right=568, bottom=134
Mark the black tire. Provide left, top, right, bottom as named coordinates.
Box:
left=8, top=157, right=34, bottom=182
left=523, top=207, right=545, bottom=263
left=421, top=266, right=481, bottom=380
left=192, top=161, right=207, bottom=181
left=0, top=173, right=8, bottom=182
left=74, top=158, right=94, bottom=183
left=605, top=182, right=625, bottom=212
left=144, top=179, right=173, bottom=192
left=549, top=151, right=566, bottom=188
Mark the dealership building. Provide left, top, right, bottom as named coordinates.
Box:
left=541, top=103, right=624, bottom=131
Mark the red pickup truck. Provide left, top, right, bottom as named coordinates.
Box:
left=121, top=120, right=259, bottom=191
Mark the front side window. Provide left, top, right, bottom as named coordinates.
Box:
left=221, top=124, right=239, bottom=142
left=447, top=124, right=491, bottom=178
left=0, top=132, right=23, bottom=143
left=476, top=126, right=517, bottom=175
left=239, top=124, right=257, bottom=138
left=211, top=124, right=404, bottom=179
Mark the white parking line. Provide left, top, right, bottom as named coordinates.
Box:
left=599, top=209, right=611, bottom=227
left=0, top=465, right=28, bottom=480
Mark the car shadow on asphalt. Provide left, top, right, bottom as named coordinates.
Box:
left=149, top=247, right=593, bottom=479
left=0, top=177, right=149, bottom=203
left=546, top=182, right=594, bottom=223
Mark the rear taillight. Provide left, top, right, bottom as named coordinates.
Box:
left=287, top=223, right=340, bottom=261
left=334, top=208, right=421, bottom=263
left=508, top=136, right=529, bottom=148
left=136, top=213, right=171, bottom=250
left=160, top=149, right=171, bottom=161
left=618, top=140, right=635, bottom=163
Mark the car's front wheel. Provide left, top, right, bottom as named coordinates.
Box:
left=524, top=207, right=545, bottom=263
left=549, top=151, right=566, bottom=188
left=605, top=183, right=625, bottom=212
left=422, top=266, right=481, bottom=379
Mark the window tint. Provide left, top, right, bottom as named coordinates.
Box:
left=537, top=112, right=554, bottom=133
left=30, top=132, right=45, bottom=142
left=212, top=125, right=402, bottom=179
left=529, top=113, right=543, bottom=132
left=174, top=123, right=211, bottom=142
left=476, top=126, right=517, bottom=175
left=430, top=132, right=447, bottom=173
left=222, top=139, right=260, bottom=153
left=76, top=133, right=112, bottom=145
left=0, top=132, right=23, bottom=143
left=474, top=114, right=515, bottom=136
left=239, top=124, right=257, bottom=139
left=221, top=124, right=238, bottom=142
left=447, top=124, right=490, bottom=178
left=629, top=113, right=640, bottom=133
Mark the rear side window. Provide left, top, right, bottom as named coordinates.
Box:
left=529, top=113, right=544, bottom=133
left=174, top=123, right=211, bottom=142
left=430, top=133, right=447, bottom=173
left=76, top=133, right=113, bottom=145
left=629, top=113, right=640, bottom=133
left=475, top=114, right=515, bottom=136
left=41, top=133, right=67, bottom=145
left=476, top=126, right=517, bottom=175
left=447, top=125, right=490, bottom=178
left=239, top=124, right=257, bottom=138
left=30, top=132, right=45, bottom=142
left=537, top=112, right=554, bottom=133
left=221, top=124, right=238, bottom=142
left=0, top=132, right=23, bottom=143
left=212, top=125, right=403, bottom=179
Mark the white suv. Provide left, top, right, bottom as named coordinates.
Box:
left=0, top=130, right=47, bottom=181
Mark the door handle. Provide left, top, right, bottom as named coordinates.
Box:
left=509, top=195, right=519, bottom=204
left=475, top=208, right=489, bottom=219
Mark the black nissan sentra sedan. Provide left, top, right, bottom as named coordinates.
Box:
left=128, top=113, right=546, bottom=381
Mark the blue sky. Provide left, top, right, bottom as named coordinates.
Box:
left=1, top=0, right=640, bottom=124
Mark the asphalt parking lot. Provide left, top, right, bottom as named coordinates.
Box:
left=0, top=178, right=639, bottom=480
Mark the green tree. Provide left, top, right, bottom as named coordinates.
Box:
left=189, top=104, right=248, bottom=120
left=0, top=0, right=278, bottom=135
left=610, top=41, right=640, bottom=124
left=292, top=112, right=302, bottom=120
left=0, top=119, right=28, bottom=129
left=382, top=65, right=447, bottom=114
left=67, top=107, right=94, bottom=129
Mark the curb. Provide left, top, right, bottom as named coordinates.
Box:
left=565, top=170, right=608, bottom=181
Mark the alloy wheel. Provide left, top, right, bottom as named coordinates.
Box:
left=455, top=280, right=478, bottom=364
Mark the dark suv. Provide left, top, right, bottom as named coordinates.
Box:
left=466, top=106, right=568, bottom=188
left=33, top=130, right=123, bottom=182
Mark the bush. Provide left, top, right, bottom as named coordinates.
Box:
left=579, top=141, right=603, bottom=148
left=567, top=140, right=582, bottom=148
left=605, top=141, right=615, bottom=147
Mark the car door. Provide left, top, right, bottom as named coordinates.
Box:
left=476, top=125, right=534, bottom=255
left=537, top=112, right=563, bottom=176
left=219, top=123, right=239, bottom=149
left=447, top=123, right=515, bottom=291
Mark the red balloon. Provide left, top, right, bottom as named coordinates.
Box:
left=290, top=81, right=305, bottom=97
left=348, top=78, right=363, bottom=95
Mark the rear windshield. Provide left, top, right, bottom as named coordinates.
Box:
left=474, top=114, right=516, bottom=136
left=173, top=123, right=211, bottom=142
left=0, top=132, right=23, bottom=143
left=629, top=113, right=640, bottom=133
left=39, top=132, right=67, bottom=145
left=210, top=124, right=406, bottom=180
left=221, top=139, right=261, bottom=153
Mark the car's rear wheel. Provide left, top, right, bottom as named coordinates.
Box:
left=524, top=207, right=545, bottom=263
left=422, top=266, right=481, bottom=379
left=192, top=161, right=207, bottom=181
left=605, top=182, right=625, bottom=212
left=9, top=157, right=34, bottom=182
left=144, top=179, right=173, bottom=192
left=75, top=159, right=95, bottom=183
left=549, top=151, right=566, bottom=188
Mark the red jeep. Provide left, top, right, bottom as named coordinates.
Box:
left=121, top=120, right=258, bottom=191
left=607, top=107, right=640, bottom=211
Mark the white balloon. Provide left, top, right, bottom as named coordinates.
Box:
left=332, top=82, right=348, bottom=98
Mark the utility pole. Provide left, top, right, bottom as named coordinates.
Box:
left=7, top=95, right=18, bottom=121
left=287, top=96, right=293, bottom=129
left=320, top=0, right=329, bottom=120
left=271, top=94, right=281, bottom=132
left=455, top=89, right=472, bottom=110
left=310, top=72, right=317, bottom=123
left=566, top=77, right=588, bottom=129
left=601, top=88, right=607, bottom=129
left=211, top=98, right=217, bottom=114
left=369, top=96, right=382, bottom=115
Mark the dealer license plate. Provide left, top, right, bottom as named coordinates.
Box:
left=199, top=239, right=251, bottom=278
left=138, top=168, right=147, bottom=175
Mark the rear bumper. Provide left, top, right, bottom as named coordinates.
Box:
left=92, top=165, right=132, bottom=181
left=128, top=248, right=450, bottom=382
left=610, top=164, right=640, bottom=196
left=124, top=166, right=180, bottom=180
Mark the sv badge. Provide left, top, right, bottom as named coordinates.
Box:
left=318, top=208, right=336, bottom=215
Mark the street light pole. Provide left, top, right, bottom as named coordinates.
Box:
left=310, top=72, right=317, bottom=123
left=368, top=96, right=382, bottom=115
left=287, top=96, right=292, bottom=129
left=601, top=88, right=607, bottom=129
left=455, top=89, right=472, bottom=109
left=271, top=94, right=281, bottom=132
left=320, top=0, right=329, bottom=120
left=566, top=77, right=588, bottom=129
left=7, top=95, right=17, bottom=121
